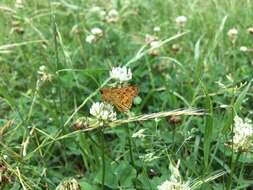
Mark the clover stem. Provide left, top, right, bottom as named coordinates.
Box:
left=126, top=125, right=135, bottom=167
left=100, top=127, right=105, bottom=190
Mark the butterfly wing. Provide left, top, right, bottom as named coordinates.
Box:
left=100, top=88, right=112, bottom=102
left=100, top=86, right=138, bottom=112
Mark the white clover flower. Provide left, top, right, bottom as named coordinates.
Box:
left=145, top=34, right=159, bottom=44
left=56, top=178, right=80, bottom=190
left=232, top=116, right=253, bottom=151
left=227, top=28, right=238, bottom=43
left=15, top=0, right=24, bottom=9
left=86, top=27, right=103, bottom=44
left=227, top=28, right=238, bottom=36
left=37, top=65, right=52, bottom=82
left=144, top=34, right=160, bottom=56
left=3, top=155, right=8, bottom=160
left=240, top=46, right=248, bottom=52
left=150, top=40, right=161, bottom=48
left=153, top=26, right=161, bottom=32
left=90, top=6, right=101, bottom=12
left=132, top=129, right=146, bottom=138
left=110, top=66, right=132, bottom=83
left=248, top=27, right=253, bottom=35
left=157, top=180, right=190, bottom=190
left=91, top=27, right=103, bottom=37
left=39, top=65, right=46, bottom=72
left=85, top=34, right=96, bottom=44
left=90, top=6, right=106, bottom=19
left=90, top=102, right=116, bottom=122
left=106, top=9, right=119, bottom=23
left=175, top=16, right=187, bottom=28
left=148, top=40, right=161, bottom=56
left=157, top=161, right=190, bottom=190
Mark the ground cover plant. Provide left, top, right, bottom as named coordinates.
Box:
left=1, top=0, right=253, bottom=189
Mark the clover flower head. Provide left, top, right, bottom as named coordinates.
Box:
left=106, top=9, right=119, bottom=23
left=85, top=34, right=96, bottom=44
left=157, top=161, right=190, bottom=190
left=145, top=34, right=159, bottom=44
left=240, top=46, right=248, bottom=52
left=90, top=102, right=116, bottom=122
left=144, top=34, right=160, bottom=56
left=86, top=27, right=103, bottom=44
left=175, top=16, right=187, bottom=28
left=37, top=65, right=52, bottom=82
left=56, top=178, right=80, bottom=190
left=232, top=116, right=253, bottom=151
left=110, top=66, right=132, bottom=83
left=248, top=27, right=253, bottom=35
left=38, top=65, right=46, bottom=72
left=149, top=40, right=161, bottom=56
left=91, top=27, right=103, bottom=37
left=153, top=26, right=161, bottom=32
left=90, top=6, right=106, bottom=19
left=15, top=0, right=24, bottom=9
left=90, top=6, right=101, bottom=12
left=227, top=28, right=238, bottom=43
left=157, top=180, right=190, bottom=190
left=150, top=40, right=161, bottom=48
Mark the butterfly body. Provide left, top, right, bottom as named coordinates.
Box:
left=100, top=86, right=138, bottom=112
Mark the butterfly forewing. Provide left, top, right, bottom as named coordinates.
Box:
left=100, top=86, right=138, bottom=112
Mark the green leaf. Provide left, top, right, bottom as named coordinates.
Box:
left=115, top=161, right=136, bottom=187
left=234, top=79, right=253, bottom=113
left=79, top=180, right=100, bottom=190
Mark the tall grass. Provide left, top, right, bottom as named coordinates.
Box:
left=1, top=0, right=253, bottom=189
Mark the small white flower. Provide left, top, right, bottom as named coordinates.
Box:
left=90, top=6, right=101, bottom=12
left=86, top=27, right=103, bottom=44
left=15, top=0, right=24, bottom=8
left=38, top=65, right=52, bottom=82
left=240, top=46, right=248, bottom=52
left=175, top=16, right=187, bottom=28
left=153, top=26, right=161, bottom=32
left=56, top=178, right=80, bottom=190
left=39, top=65, right=46, bottom=72
left=145, top=34, right=159, bottom=44
left=248, top=27, right=253, bottom=35
left=139, top=152, right=159, bottom=162
left=157, top=180, right=190, bottom=190
left=150, top=40, right=161, bottom=48
left=3, top=155, right=8, bottom=160
left=110, top=66, right=132, bottom=83
left=91, top=27, right=103, bottom=37
left=157, top=161, right=190, bottom=190
left=227, top=28, right=238, bottom=43
left=90, top=102, right=116, bottom=122
left=85, top=34, right=96, bottom=44
left=148, top=40, right=161, bottom=56
left=106, top=9, right=119, bottom=23
left=231, top=116, right=253, bottom=151
left=90, top=6, right=106, bottom=19
left=227, top=28, right=238, bottom=36
left=132, top=129, right=146, bottom=138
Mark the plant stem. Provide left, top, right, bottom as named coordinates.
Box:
left=100, top=128, right=105, bottom=190
left=227, top=151, right=241, bottom=190
left=126, top=125, right=135, bottom=167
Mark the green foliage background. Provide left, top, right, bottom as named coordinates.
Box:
left=0, top=0, right=253, bottom=189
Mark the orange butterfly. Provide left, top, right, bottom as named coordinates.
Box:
left=100, top=86, right=138, bottom=112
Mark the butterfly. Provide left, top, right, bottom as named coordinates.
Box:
left=100, top=86, right=138, bottom=112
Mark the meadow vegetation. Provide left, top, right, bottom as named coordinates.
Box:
left=1, top=0, right=253, bottom=189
